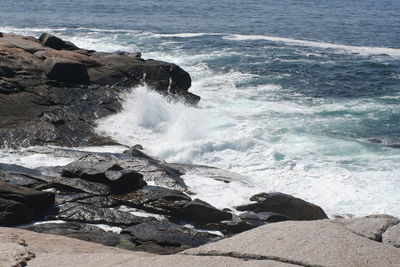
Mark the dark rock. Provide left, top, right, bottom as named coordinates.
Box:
left=205, top=214, right=265, bottom=235
left=0, top=197, right=34, bottom=226
left=39, top=33, right=79, bottom=50
left=181, top=198, right=232, bottom=224
left=16, top=172, right=111, bottom=195
left=0, top=65, right=15, bottom=78
left=121, top=220, right=218, bottom=254
left=255, top=211, right=294, bottom=223
left=0, top=181, right=54, bottom=209
left=62, top=160, right=146, bottom=194
left=0, top=163, right=41, bottom=175
left=236, top=192, right=328, bottom=221
left=22, top=222, right=131, bottom=247
left=152, top=60, right=191, bottom=91
left=58, top=203, right=154, bottom=226
left=55, top=192, right=92, bottom=205
left=112, top=186, right=191, bottom=215
left=43, top=57, right=90, bottom=84
left=75, top=196, right=121, bottom=207
left=0, top=32, right=3, bottom=38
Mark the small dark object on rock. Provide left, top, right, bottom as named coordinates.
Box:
left=43, top=57, right=90, bottom=84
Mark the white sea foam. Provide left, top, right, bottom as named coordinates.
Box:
left=153, top=33, right=220, bottom=38
left=226, top=34, right=400, bottom=58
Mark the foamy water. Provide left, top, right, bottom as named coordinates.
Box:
left=1, top=26, right=399, bottom=217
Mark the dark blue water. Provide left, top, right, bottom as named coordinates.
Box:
left=2, top=0, right=400, bottom=47
left=1, top=0, right=400, bottom=215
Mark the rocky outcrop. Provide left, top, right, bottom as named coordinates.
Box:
left=0, top=33, right=200, bottom=148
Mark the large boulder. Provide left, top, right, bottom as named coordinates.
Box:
left=236, top=192, right=328, bottom=220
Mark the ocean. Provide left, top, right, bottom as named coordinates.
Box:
left=1, top=0, right=399, bottom=217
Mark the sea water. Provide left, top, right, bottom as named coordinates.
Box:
left=1, top=0, right=399, bottom=216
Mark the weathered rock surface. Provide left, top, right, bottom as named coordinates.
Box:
left=1, top=227, right=293, bottom=267
left=382, top=223, right=400, bottom=248
left=333, top=215, right=400, bottom=241
left=0, top=33, right=200, bottom=148
left=184, top=220, right=400, bottom=267
left=236, top=192, right=328, bottom=220
left=0, top=231, right=34, bottom=267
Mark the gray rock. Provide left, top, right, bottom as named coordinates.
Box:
left=184, top=220, right=400, bottom=267
left=382, top=223, right=400, bottom=248
left=332, top=216, right=400, bottom=241
left=0, top=227, right=294, bottom=266
left=236, top=192, right=328, bottom=220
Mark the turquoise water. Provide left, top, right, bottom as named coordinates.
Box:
left=1, top=0, right=399, bottom=216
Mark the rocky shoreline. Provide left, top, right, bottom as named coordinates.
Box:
left=0, top=32, right=199, bottom=148
left=1, top=33, right=399, bottom=266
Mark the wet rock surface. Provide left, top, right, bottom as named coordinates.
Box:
left=1, top=147, right=400, bottom=256
left=121, top=220, right=219, bottom=254
left=0, top=32, right=200, bottom=148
